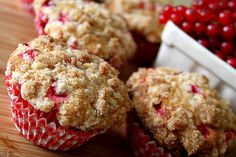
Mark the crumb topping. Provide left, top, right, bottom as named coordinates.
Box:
left=127, top=67, right=236, bottom=157
left=105, top=0, right=164, bottom=43
left=33, top=0, right=136, bottom=68
left=6, top=35, right=132, bottom=131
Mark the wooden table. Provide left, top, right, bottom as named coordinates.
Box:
left=0, top=1, right=133, bottom=156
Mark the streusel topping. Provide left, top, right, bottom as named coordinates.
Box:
left=127, top=67, right=236, bottom=157
left=34, top=0, right=136, bottom=68
left=105, top=0, right=163, bottom=43
left=6, top=36, right=132, bottom=131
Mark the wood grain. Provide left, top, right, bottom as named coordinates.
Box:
left=0, top=1, right=132, bottom=156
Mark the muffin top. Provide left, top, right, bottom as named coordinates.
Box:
left=6, top=35, right=132, bottom=131
left=105, top=0, right=163, bottom=43
left=34, top=0, right=136, bottom=68
left=127, top=67, right=236, bottom=156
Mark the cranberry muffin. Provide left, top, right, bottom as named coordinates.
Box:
left=127, top=67, right=236, bottom=157
left=105, top=0, right=165, bottom=66
left=33, top=0, right=136, bottom=68
left=5, top=35, right=132, bottom=151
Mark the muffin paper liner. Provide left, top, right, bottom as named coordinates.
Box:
left=128, top=114, right=171, bottom=157
left=20, top=0, right=35, bottom=16
left=5, top=75, right=103, bottom=151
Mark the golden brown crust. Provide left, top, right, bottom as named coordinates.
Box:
left=105, top=0, right=164, bottom=43
left=6, top=35, right=132, bottom=131
left=33, top=0, right=136, bottom=68
left=127, top=67, right=236, bottom=157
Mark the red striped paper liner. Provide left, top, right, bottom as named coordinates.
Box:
left=5, top=75, right=103, bottom=151
left=127, top=113, right=172, bottom=157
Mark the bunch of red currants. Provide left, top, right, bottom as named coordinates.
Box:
left=159, top=0, right=236, bottom=69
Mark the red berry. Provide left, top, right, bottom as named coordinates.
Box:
left=20, top=49, right=37, bottom=60
left=192, top=0, right=206, bottom=9
left=181, top=22, right=193, bottom=33
left=232, top=12, right=236, bottom=21
left=222, top=25, right=236, bottom=40
left=185, top=9, right=198, bottom=23
left=217, top=0, right=228, bottom=10
left=228, top=1, right=236, bottom=10
left=209, top=38, right=221, bottom=49
left=206, top=24, right=221, bottom=37
left=198, top=9, right=215, bottom=22
left=208, top=2, right=219, bottom=13
left=170, top=13, right=183, bottom=25
left=198, top=125, right=211, bottom=139
left=218, top=10, right=233, bottom=25
left=198, top=39, right=209, bottom=48
left=176, top=5, right=187, bottom=16
left=159, top=14, right=168, bottom=24
left=221, top=42, right=234, bottom=55
left=163, top=5, right=174, bottom=16
left=215, top=51, right=226, bottom=60
left=194, top=22, right=206, bottom=34
left=227, top=58, right=236, bottom=68
left=47, top=86, right=68, bottom=104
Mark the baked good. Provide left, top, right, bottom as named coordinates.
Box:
left=105, top=0, right=165, bottom=66
left=5, top=35, right=132, bottom=150
left=34, top=0, right=136, bottom=68
left=127, top=67, right=236, bottom=157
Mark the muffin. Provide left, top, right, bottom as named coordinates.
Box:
left=105, top=0, right=165, bottom=66
left=127, top=67, right=236, bottom=157
left=33, top=0, right=136, bottom=68
left=20, top=0, right=35, bottom=15
left=5, top=35, right=132, bottom=151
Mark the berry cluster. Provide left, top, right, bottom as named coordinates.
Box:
left=159, top=0, right=236, bottom=69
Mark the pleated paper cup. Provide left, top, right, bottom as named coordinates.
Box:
left=127, top=112, right=172, bottom=157
left=5, top=75, right=103, bottom=151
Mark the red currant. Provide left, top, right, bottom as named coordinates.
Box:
left=208, top=2, right=219, bottom=13
left=198, top=39, right=209, bottom=48
left=159, top=14, right=168, bottom=24
left=215, top=51, right=226, bottom=60
left=194, top=22, right=206, bottom=34
left=198, top=9, right=215, bottom=22
left=217, top=0, right=228, bottom=10
left=176, top=5, right=187, bottom=16
left=162, top=5, right=174, bottom=17
left=181, top=22, right=193, bottom=34
left=222, top=25, right=236, bottom=40
left=206, top=24, right=221, bottom=37
left=227, top=58, right=236, bottom=68
left=218, top=10, right=233, bottom=25
left=221, top=42, right=234, bottom=55
left=185, top=9, right=198, bottom=23
left=228, top=1, right=236, bottom=10
left=170, top=13, right=183, bottom=25
left=209, top=38, right=221, bottom=49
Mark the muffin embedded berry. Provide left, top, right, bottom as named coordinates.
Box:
left=33, top=0, right=136, bottom=68
left=127, top=67, right=236, bottom=157
left=105, top=0, right=164, bottom=66
left=5, top=35, right=132, bottom=150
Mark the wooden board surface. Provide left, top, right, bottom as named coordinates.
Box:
left=0, top=1, right=235, bottom=157
left=0, top=1, right=132, bottom=156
